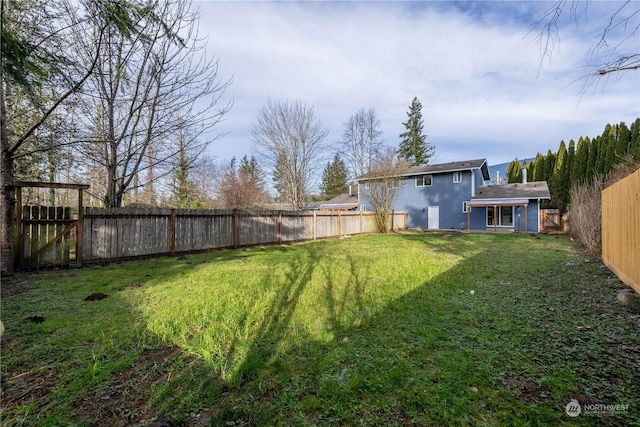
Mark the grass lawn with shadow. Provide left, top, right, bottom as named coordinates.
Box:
left=1, top=232, right=638, bottom=426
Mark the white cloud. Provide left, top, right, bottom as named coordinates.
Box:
left=197, top=1, right=639, bottom=168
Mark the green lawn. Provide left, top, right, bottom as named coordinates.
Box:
left=1, top=232, right=638, bottom=426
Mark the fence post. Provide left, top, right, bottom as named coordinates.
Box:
left=76, top=189, right=84, bottom=267
left=14, top=186, right=23, bottom=269
left=313, top=211, right=317, bottom=240
left=391, top=210, right=395, bottom=231
left=232, top=209, right=238, bottom=248
left=278, top=211, right=283, bottom=243
left=170, top=209, right=176, bottom=256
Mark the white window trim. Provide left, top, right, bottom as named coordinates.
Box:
left=453, top=171, right=462, bottom=183
left=462, top=201, right=469, bottom=213
left=416, top=175, right=432, bottom=187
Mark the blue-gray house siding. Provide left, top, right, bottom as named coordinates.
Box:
left=357, top=159, right=550, bottom=232
left=357, top=159, right=490, bottom=230
left=468, top=201, right=542, bottom=233
left=390, top=170, right=478, bottom=229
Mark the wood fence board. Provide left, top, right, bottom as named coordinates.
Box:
left=602, top=169, right=640, bottom=292
left=74, top=208, right=406, bottom=263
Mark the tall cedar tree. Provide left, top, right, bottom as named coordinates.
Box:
left=321, top=154, right=349, bottom=199
left=572, top=137, right=590, bottom=184
left=398, top=97, right=434, bottom=166
left=507, top=159, right=523, bottom=183
left=526, top=119, right=640, bottom=211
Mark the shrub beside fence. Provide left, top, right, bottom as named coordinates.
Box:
left=601, top=169, right=640, bottom=292
left=82, top=208, right=407, bottom=263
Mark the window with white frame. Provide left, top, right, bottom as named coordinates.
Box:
left=416, top=175, right=432, bottom=187
left=453, top=171, right=462, bottom=183
left=462, top=201, right=469, bottom=213
left=487, top=206, right=513, bottom=227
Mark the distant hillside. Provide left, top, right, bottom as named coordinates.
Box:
left=488, top=158, right=535, bottom=185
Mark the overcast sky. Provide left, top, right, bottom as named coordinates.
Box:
left=195, top=0, right=639, bottom=168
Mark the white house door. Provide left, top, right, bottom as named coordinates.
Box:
left=428, top=206, right=439, bottom=229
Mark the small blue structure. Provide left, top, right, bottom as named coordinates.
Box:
left=467, top=181, right=551, bottom=233
left=356, top=158, right=550, bottom=232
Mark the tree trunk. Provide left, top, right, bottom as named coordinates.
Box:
left=1, top=103, right=16, bottom=274
left=0, top=154, right=15, bottom=275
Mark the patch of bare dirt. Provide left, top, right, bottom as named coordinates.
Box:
left=73, top=346, right=185, bottom=426
left=1, top=275, right=35, bottom=296
left=2, top=366, right=59, bottom=409
left=503, top=376, right=550, bottom=403
left=84, top=292, right=108, bottom=301
left=25, top=315, right=45, bottom=323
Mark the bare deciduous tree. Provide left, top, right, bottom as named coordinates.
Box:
left=1, top=0, right=139, bottom=273
left=252, top=99, right=328, bottom=210
left=74, top=0, right=230, bottom=207
left=532, top=0, right=639, bottom=88
left=338, top=108, right=384, bottom=181
left=214, top=156, right=271, bottom=209
left=358, top=147, right=408, bottom=233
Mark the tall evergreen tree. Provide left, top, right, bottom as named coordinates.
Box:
left=585, top=136, right=600, bottom=181
left=532, top=153, right=545, bottom=182
left=599, top=124, right=615, bottom=174
left=507, top=159, right=523, bottom=183
left=543, top=150, right=556, bottom=183
left=572, top=137, right=589, bottom=184
left=616, top=122, right=631, bottom=156
left=631, top=118, right=640, bottom=160
left=398, top=97, right=434, bottom=166
left=321, top=154, right=349, bottom=199
left=550, top=141, right=567, bottom=208
left=239, top=155, right=265, bottom=186
left=561, top=140, right=576, bottom=206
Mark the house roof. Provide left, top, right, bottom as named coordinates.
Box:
left=357, top=159, right=491, bottom=181
left=471, top=181, right=551, bottom=202
left=319, top=194, right=359, bottom=210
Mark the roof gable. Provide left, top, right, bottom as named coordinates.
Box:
left=357, top=158, right=490, bottom=181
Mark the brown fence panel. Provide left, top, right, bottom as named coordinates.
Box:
left=19, top=205, right=72, bottom=268
left=81, top=208, right=408, bottom=263
left=602, top=169, right=640, bottom=292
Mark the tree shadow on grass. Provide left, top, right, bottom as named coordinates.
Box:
left=209, top=234, right=640, bottom=426
left=228, top=247, right=321, bottom=385
left=4, top=233, right=637, bottom=426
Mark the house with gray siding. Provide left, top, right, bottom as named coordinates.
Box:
left=356, top=158, right=550, bottom=232
left=357, top=159, right=491, bottom=229
left=467, top=181, right=550, bottom=232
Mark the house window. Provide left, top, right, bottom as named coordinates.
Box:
left=364, top=182, right=370, bottom=190
left=487, top=206, right=514, bottom=227
left=416, top=175, right=432, bottom=187
left=462, top=202, right=469, bottom=213
left=453, top=172, right=462, bottom=183
left=387, top=179, right=400, bottom=189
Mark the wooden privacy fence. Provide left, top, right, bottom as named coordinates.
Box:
left=540, top=209, right=562, bottom=232
left=82, top=208, right=408, bottom=263
left=14, top=182, right=89, bottom=269
left=601, top=169, right=640, bottom=292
